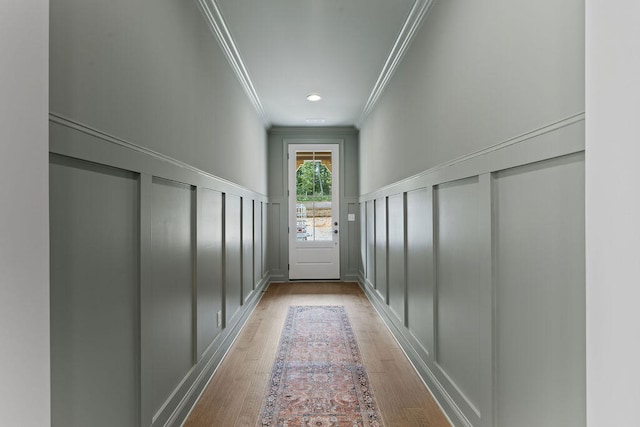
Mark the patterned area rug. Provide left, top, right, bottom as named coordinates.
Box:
left=258, top=306, right=383, bottom=427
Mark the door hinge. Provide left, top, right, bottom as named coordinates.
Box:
left=288, top=226, right=290, bottom=234
left=288, top=264, right=290, bottom=271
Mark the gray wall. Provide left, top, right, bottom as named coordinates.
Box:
left=358, top=0, right=586, bottom=426
left=48, top=0, right=269, bottom=425
left=586, top=1, right=640, bottom=425
left=49, top=131, right=269, bottom=427
left=267, top=127, right=360, bottom=281
left=359, top=0, right=584, bottom=194
left=50, top=0, right=267, bottom=194
left=0, top=1, right=50, bottom=426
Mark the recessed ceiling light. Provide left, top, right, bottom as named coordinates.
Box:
left=306, top=93, right=322, bottom=102
left=305, top=118, right=326, bottom=124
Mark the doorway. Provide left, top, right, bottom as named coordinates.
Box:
left=288, top=144, right=340, bottom=279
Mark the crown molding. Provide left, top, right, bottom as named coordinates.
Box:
left=356, top=0, right=436, bottom=128
left=196, top=0, right=270, bottom=127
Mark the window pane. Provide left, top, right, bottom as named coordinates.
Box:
left=295, top=151, right=332, bottom=241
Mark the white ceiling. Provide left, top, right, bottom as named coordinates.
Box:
left=203, top=0, right=431, bottom=128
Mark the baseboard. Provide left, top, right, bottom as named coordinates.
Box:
left=342, top=273, right=360, bottom=282
left=356, top=274, right=466, bottom=427
left=166, top=274, right=271, bottom=426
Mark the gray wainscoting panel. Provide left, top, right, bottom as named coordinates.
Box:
left=196, top=188, right=223, bottom=359
left=225, top=194, right=242, bottom=322
left=374, top=197, right=388, bottom=301
left=359, top=202, right=366, bottom=276
left=262, top=202, right=268, bottom=278
left=242, top=197, right=254, bottom=302
left=254, top=200, right=263, bottom=286
left=494, top=153, right=586, bottom=427
left=435, top=177, right=482, bottom=413
left=387, top=193, right=406, bottom=323
left=366, top=200, right=375, bottom=287
left=406, top=187, right=434, bottom=356
left=49, top=117, right=270, bottom=427
left=268, top=203, right=282, bottom=277
left=150, top=177, right=195, bottom=415
left=50, top=155, right=139, bottom=427
left=347, top=203, right=360, bottom=276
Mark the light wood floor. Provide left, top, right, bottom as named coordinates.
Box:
left=184, top=282, right=450, bottom=427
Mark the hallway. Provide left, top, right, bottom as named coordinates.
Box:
left=185, top=282, right=450, bottom=427
left=5, top=1, right=640, bottom=427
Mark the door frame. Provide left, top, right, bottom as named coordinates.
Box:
left=287, top=143, right=340, bottom=280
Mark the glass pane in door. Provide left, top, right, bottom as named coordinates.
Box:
left=295, top=151, right=333, bottom=241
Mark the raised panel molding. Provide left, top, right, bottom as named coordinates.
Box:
left=434, top=177, right=483, bottom=421
left=149, top=177, right=195, bottom=421
left=374, top=197, right=388, bottom=302
left=50, top=156, right=140, bottom=427
left=49, top=114, right=268, bottom=203
left=494, top=153, right=585, bottom=427
left=357, top=118, right=585, bottom=427
left=359, top=202, right=367, bottom=277
left=359, top=114, right=584, bottom=202
left=196, top=188, right=224, bottom=359
left=254, top=200, right=263, bottom=287
left=365, top=200, right=375, bottom=288
left=268, top=202, right=283, bottom=279
left=406, top=187, right=434, bottom=358
left=50, top=119, right=271, bottom=427
left=387, top=193, right=406, bottom=324
left=225, top=194, right=243, bottom=323
left=242, top=196, right=255, bottom=303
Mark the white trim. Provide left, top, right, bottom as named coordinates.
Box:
left=195, top=0, right=269, bottom=127
left=356, top=0, right=436, bottom=127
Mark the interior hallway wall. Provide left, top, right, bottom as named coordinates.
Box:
left=50, top=0, right=267, bottom=193
left=0, top=1, right=50, bottom=426
left=267, top=127, right=360, bottom=281
left=48, top=0, right=269, bottom=425
left=358, top=1, right=585, bottom=426
left=359, top=0, right=584, bottom=195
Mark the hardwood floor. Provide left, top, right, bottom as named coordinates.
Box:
left=184, top=282, right=450, bottom=427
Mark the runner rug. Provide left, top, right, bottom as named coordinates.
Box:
left=257, top=305, right=383, bottom=427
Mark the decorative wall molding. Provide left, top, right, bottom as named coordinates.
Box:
left=359, top=280, right=463, bottom=427
left=356, top=0, right=436, bottom=127
left=360, top=112, right=586, bottom=201
left=49, top=113, right=268, bottom=201
left=168, top=276, right=269, bottom=425
left=195, top=0, right=269, bottom=127
left=357, top=120, right=586, bottom=426
left=50, top=113, right=272, bottom=426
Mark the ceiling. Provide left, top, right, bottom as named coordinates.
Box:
left=199, top=0, right=432, bottom=128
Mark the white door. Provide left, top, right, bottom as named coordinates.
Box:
left=288, top=144, right=340, bottom=279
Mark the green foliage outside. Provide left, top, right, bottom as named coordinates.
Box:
left=296, top=161, right=332, bottom=201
